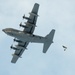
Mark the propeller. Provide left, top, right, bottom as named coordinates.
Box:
left=23, top=14, right=25, bottom=19
left=10, top=44, right=13, bottom=50
left=13, top=38, right=16, bottom=43
left=19, top=22, right=22, bottom=28
left=19, top=22, right=22, bottom=27
left=13, top=38, right=17, bottom=42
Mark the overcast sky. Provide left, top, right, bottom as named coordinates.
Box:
left=0, top=0, right=75, bottom=75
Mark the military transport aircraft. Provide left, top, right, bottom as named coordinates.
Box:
left=2, top=3, right=55, bottom=63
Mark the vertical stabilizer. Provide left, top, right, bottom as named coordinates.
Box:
left=43, top=29, right=55, bottom=53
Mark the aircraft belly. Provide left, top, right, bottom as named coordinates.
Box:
left=13, top=32, right=45, bottom=43
left=22, top=35, right=45, bottom=43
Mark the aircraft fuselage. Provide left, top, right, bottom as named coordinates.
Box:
left=2, top=28, right=45, bottom=43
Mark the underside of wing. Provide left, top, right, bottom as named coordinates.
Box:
left=23, top=3, right=39, bottom=34
left=11, top=54, right=19, bottom=63
left=11, top=42, right=29, bottom=63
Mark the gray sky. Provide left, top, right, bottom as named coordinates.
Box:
left=0, top=0, right=75, bottom=75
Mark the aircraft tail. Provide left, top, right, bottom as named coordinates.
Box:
left=43, top=29, right=55, bottom=53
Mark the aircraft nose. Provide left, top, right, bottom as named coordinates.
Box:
left=2, top=29, right=8, bottom=33
left=2, top=29, right=5, bottom=32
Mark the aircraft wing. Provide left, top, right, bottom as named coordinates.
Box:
left=11, top=42, right=29, bottom=63
left=23, top=3, right=39, bottom=34
left=11, top=3, right=39, bottom=63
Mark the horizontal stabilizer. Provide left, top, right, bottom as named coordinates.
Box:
left=43, top=29, right=55, bottom=53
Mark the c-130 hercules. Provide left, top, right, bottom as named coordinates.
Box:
left=2, top=3, right=55, bottom=63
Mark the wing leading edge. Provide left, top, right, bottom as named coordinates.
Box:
left=23, top=3, right=39, bottom=34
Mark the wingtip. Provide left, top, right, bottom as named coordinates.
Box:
left=35, top=3, right=40, bottom=6
left=52, top=29, right=55, bottom=31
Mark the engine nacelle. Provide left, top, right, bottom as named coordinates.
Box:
left=14, top=39, right=22, bottom=43
left=19, top=23, right=28, bottom=28
left=10, top=45, right=19, bottom=50
left=23, top=14, right=31, bottom=20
